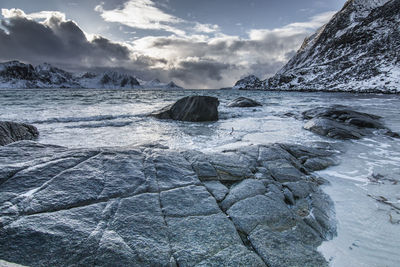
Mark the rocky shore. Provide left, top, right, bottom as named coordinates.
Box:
left=0, top=140, right=339, bottom=267
left=1, top=99, right=397, bottom=266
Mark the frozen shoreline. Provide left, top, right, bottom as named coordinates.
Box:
left=0, top=89, right=399, bottom=265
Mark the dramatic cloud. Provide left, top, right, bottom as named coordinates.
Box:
left=0, top=7, right=335, bottom=88
left=96, top=0, right=185, bottom=35
left=95, top=0, right=220, bottom=36
left=129, top=11, right=335, bottom=87
left=0, top=8, right=134, bottom=69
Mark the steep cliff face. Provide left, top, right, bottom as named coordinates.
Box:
left=234, top=0, right=400, bottom=92
left=268, top=0, right=399, bottom=92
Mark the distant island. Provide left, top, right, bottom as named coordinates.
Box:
left=0, top=61, right=183, bottom=90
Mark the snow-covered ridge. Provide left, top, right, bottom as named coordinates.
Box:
left=233, top=0, right=400, bottom=93
left=0, top=61, right=184, bottom=90
left=232, top=75, right=265, bottom=90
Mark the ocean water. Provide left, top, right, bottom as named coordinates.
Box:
left=0, top=89, right=399, bottom=266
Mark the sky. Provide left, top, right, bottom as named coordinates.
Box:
left=0, top=0, right=346, bottom=88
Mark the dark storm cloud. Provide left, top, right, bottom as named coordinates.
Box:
left=0, top=6, right=335, bottom=88
left=168, top=59, right=235, bottom=88
left=141, top=30, right=308, bottom=85
left=0, top=11, right=132, bottom=68
left=150, top=32, right=307, bottom=59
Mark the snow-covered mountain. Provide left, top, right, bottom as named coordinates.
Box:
left=0, top=61, right=184, bottom=90
left=232, top=75, right=265, bottom=90
left=78, top=71, right=140, bottom=89
left=234, top=0, right=400, bottom=93
left=0, top=61, right=80, bottom=89
left=140, top=79, right=183, bottom=89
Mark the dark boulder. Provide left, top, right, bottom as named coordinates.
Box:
left=227, top=97, right=262, bottom=108
left=303, top=106, right=399, bottom=140
left=0, top=121, right=39, bottom=146
left=150, top=96, right=219, bottom=122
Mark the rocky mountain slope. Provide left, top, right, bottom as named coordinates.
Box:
left=0, top=61, right=183, bottom=90
left=235, top=0, right=400, bottom=92
left=233, top=75, right=265, bottom=90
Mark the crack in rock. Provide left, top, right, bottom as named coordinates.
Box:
left=0, top=142, right=340, bottom=266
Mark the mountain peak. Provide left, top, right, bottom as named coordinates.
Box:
left=233, top=0, right=399, bottom=93
left=0, top=61, right=186, bottom=89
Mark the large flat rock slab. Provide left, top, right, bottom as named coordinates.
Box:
left=0, top=141, right=339, bottom=266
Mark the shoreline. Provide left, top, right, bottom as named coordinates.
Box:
left=0, top=87, right=399, bottom=95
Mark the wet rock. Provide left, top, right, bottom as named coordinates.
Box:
left=284, top=181, right=317, bottom=199
left=150, top=96, right=219, bottom=122
left=207, top=152, right=256, bottom=181
left=283, top=187, right=295, bottom=205
left=304, top=157, right=337, bottom=172
left=182, top=150, right=218, bottom=181
left=304, top=118, right=365, bottom=139
left=249, top=224, right=328, bottom=267
left=264, top=159, right=306, bottom=183
left=195, top=244, right=266, bottom=267
left=227, top=194, right=295, bottom=234
left=303, top=106, right=399, bottom=139
left=221, top=179, right=267, bottom=211
left=0, top=141, right=339, bottom=266
left=203, top=181, right=229, bottom=202
left=227, top=97, right=262, bottom=107
left=0, top=121, right=39, bottom=146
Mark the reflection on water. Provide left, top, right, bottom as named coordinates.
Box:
left=0, top=89, right=399, bottom=266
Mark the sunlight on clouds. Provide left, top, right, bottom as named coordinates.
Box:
left=193, top=23, right=220, bottom=33
left=26, top=11, right=67, bottom=21
left=1, top=8, right=67, bottom=22
left=95, top=0, right=186, bottom=35
left=95, top=0, right=222, bottom=36
left=0, top=5, right=336, bottom=88
left=249, top=11, right=335, bottom=40
left=1, top=8, right=26, bottom=18
left=127, top=10, right=335, bottom=88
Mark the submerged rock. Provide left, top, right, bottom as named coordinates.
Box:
left=0, top=121, right=39, bottom=146
left=303, top=106, right=399, bottom=139
left=150, top=96, right=219, bottom=122
left=0, top=141, right=339, bottom=266
left=227, top=97, right=262, bottom=108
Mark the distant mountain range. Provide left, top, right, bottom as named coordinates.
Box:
left=0, top=61, right=183, bottom=90
left=234, top=0, right=400, bottom=93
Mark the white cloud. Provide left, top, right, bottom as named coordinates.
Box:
left=94, top=3, right=104, bottom=13
left=27, top=11, right=66, bottom=21
left=1, top=8, right=26, bottom=18
left=95, top=0, right=186, bottom=35
left=193, top=23, right=219, bottom=33
left=95, top=0, right=221, bottom=36
left=1, top=8, right=67, bottom=23
left=249, top=11, right=335, bottom=40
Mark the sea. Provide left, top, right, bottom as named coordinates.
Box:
left=0, top=89, right=399, bottom=267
